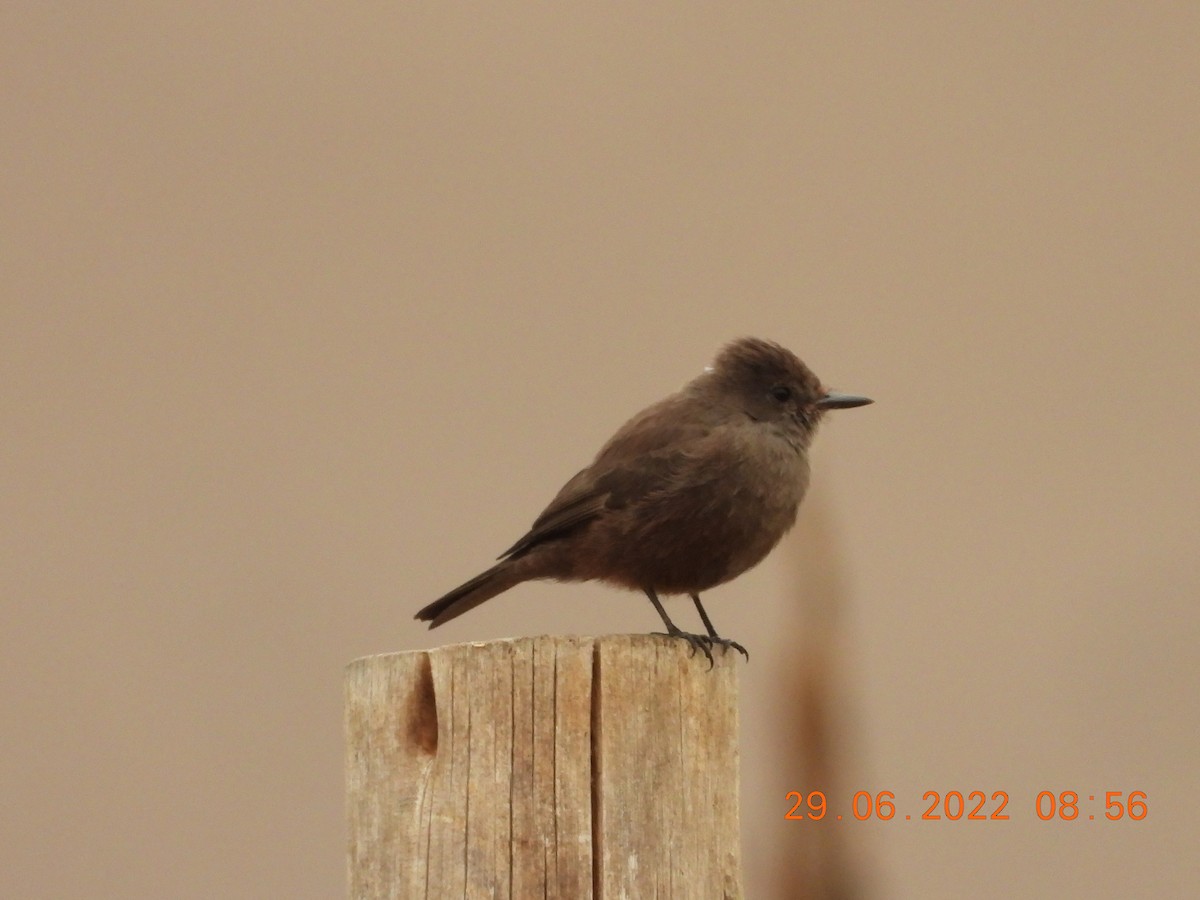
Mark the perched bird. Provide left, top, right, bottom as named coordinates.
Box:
left=415, top=337, right=871, bottom=661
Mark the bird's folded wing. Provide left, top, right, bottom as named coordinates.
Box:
left=497, top=449, right=692, bottom=559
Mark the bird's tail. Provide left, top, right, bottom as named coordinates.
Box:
left=415, top=560, right=526, bottom=628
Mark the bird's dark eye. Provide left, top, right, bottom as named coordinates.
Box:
left=769, top=385, right=792, bottom=403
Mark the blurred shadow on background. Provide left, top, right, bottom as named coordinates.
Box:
left=769, top=494, right=870, bottom=900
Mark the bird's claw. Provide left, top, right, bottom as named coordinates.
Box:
left=653, top=629, right=724, bottom=668
left=708, top=636, right=750, bottom=661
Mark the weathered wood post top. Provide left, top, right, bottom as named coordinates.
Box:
left=346, top=634, right=743, bottom=899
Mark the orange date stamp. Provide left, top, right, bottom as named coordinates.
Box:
left=784, top=790, right=1148, bottom=822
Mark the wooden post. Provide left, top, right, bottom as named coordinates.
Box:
left=345, top=634, right=742, bottom=899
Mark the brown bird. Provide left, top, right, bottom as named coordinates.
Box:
left=415, top=337, right=871, bottom=661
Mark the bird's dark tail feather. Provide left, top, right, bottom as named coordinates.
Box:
left=415, top=561, right=525, bottom=628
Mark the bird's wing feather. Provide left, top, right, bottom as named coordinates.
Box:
left=499, top=440, right=711, bottom=559
left=498, top=468, right=606, bottom=558
left=498, top=395, right=717, bottom=559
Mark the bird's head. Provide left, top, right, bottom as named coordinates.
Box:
left=702, top=337, right=872, bottom=446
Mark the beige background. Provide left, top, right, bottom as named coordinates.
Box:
left=3, top=4, right=1197, bottom=898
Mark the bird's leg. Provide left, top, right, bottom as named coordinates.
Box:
left=690, top=593, right=749, bottom=660
left=644, top=588, right=714, bottom=667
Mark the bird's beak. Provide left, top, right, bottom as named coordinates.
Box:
left=817, top=391, right=873, bottom=409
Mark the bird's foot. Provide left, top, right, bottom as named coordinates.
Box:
left=653, top=627, right=716, bottom=668
left=707, top=636, right=750, bottom=661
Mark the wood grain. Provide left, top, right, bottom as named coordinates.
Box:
left=346, top=635, right=742, bottom=899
